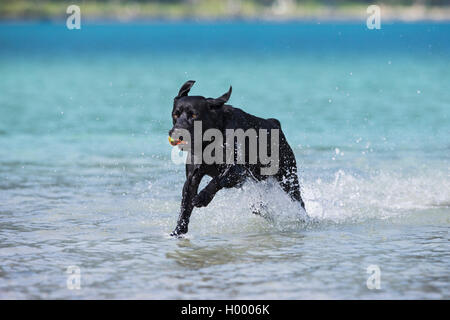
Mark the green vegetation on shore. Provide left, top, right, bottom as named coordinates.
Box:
left=1, top=0, right=449, bottom=21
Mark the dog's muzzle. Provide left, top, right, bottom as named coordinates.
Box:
left=168, top=128, right=189, bottom=147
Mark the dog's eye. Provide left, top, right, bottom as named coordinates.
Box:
left=173, top=114, right=178, bottom=119
left=192, top=114, right=197, bottom=119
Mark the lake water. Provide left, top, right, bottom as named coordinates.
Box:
left=0, top=22, right=449, bottom=299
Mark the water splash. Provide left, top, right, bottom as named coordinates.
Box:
left=180, top=167, right=450, bottom=236
left=303, top=167, right=450, bottom=223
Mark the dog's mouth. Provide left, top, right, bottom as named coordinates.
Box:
left=168, top=136, right=187, bottom=146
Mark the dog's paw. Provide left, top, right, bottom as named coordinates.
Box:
left=170, top=225, right=188, bottom=237
left=192, top=190, right=214, bottom=207
left=170, top=220, right=188, bottom=237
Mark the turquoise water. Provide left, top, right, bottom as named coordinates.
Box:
left=0, top=22, right=449, bottom=299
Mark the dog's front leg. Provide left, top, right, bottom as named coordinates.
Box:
left=171, top=165, right=204, bottom=237
left=192, top=165, right=247, bottom=208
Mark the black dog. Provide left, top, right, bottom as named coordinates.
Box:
left=169, top=80, right=305, bottom=236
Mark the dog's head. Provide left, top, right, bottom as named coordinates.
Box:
left=169, top=80, right=232, bottom=149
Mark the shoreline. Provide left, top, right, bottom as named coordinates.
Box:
left=2, top=18, right=450, bottom=25
left=1, top=3, right=450, bottom=23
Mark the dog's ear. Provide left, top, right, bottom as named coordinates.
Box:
left=207, top=86, right=232, bottom=109
left=176, top=80, right=195, bottom=99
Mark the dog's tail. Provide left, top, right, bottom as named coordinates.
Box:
left=267, top=118, right=281, bottom=129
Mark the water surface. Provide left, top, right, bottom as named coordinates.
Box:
left=0, top=22, right=449, bottom=299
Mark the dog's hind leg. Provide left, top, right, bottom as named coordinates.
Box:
left=271, top=131, right=306, bottom=210
left=276, top=167, right=305, bottom=210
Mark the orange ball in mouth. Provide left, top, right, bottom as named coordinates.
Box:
left=168, top=136, right=187, bottom=146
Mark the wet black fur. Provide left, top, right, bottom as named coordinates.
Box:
left=169, top=80, right=305, bottom=236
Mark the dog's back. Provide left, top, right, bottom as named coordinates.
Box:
left=223, top=105, right=281, bottom=132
